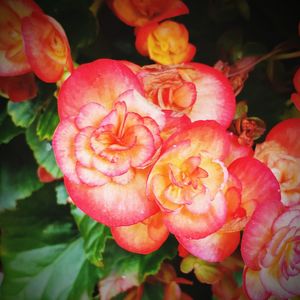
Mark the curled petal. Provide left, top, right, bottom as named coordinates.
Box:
left=52, top=118, right=80, bottom=184
left=116, top=89, right=165, bottom=130
left=111, top=212, right=169, bottom=254
left=177, top=231, right=240, bottom=262
left=163, top=191, right=227, bottom=239
left=75, top=102, right=109, bottom=129
left=76, top=164, right=110, bottom=187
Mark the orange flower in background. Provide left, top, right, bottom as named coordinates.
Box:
left=135, top=20, right=196, bottom=65
left=0, top=0, right=42, bottom=76
left=0, top=0, right=73, bottom=84
left=242, top=201, right=300, bottom=299
left=108, top=0, right=189, bottom=27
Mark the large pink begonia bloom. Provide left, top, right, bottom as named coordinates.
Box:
left=147, top=120, right=280, bottom=262
left=255, top=118, right=300, bottom=207
left=53, top=59, right=166, bottom=226
left=242, top=201, right=300, bottom=299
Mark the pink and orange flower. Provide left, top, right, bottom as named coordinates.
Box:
left=108, top=0, right=189, bottom=27
left=146, top=120, right=280, bottom=262
left=255, top=118, right=300, bottom=207
left=134, top=63, right=236, bottom=128
left=53, top=59, right=164, bottom=227
left=242, top=201, right=300, bottom=299
left=135, top=20, right=196, bottom=65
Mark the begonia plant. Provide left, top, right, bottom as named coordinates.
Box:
left=0, top=1, right=299, bottom=299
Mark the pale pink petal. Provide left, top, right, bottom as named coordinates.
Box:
left=116, top=89, right=165, bottom=130
left=243, top=267, right=270, bottom=300
left=58, top=59, right=143, bottom=119
left=76, top=164, right=110, bottom=187
left=75, top=102, right=109, bottom=129
left=184, top=62, right=236, bottom=128
left=111, top=212, right=169, bottom=254
left=228, top=157, right=281, bottom=217
left=64, top=169, right=159, bottom=226
left=74, top=127, right=95, bottom=167
left=241, top=200, right=284, bottom=270
left=260, top=266, right=295, bottom=299
left=162, top=120, right=230, bottom=161
left=266, top=118, right=300, bottom=157
left=177, top=231, right=240, bottom=262
left=164, top=191, right=227, bottom=239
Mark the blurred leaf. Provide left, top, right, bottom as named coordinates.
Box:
left=98, top=237, right=177, bottom=299
left=235, top=0, right=250, bottom=20
left=26, top=121, right=62, bottom=179
left=217, top=29, right=243, bottom=62
left=0, top=140, right=42, bottom=211
left=0, top=115, right=23, bottom=144
left=36, top=98, right=59, bottom=141
left=0, top=186, right=99, bottom=300
left=55, top=182, right=69, bottom=205
left=71, top=206, right=112, bottom=267
left=7, top=100, right=41, bottom=128
left=141, top=283, right=164, bottom=300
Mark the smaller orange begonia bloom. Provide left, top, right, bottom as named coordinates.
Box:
left=135, top=20, right=196, bottom=65
left=109, top=0, right=189, bottom=27
left=0, top=0, right=73, bottom=83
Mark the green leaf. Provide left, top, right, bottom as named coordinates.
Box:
left=0, top=186, right=99, bottom=300
left=26, top=121, right=62, bottom=179
left=0, top=138, right=42, bottom=211
left=55, top=182, right=69, bottom=205
left=7, top=100, right=41, bottom=128
left=98, top=237, right=177, bottom=299
left=71, top=205, right=112, bottom=267
left=36, top=98, right=59, bottom=141
left=141, top=282, right=164, bottom=300
left=0, top=115, right=24, bottom=144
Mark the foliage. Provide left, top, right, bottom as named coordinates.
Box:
left=0, top=0, right=299, bottom=299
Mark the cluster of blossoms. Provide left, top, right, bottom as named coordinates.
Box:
left=0, top=0, right=72, bottom=101
left=2, top=0, right=299, bottom=299
left=53, top=55, right=300, bottom=299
